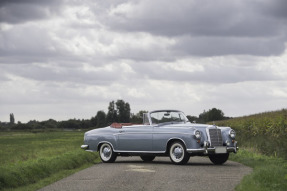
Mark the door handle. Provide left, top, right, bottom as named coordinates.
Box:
left=119, top=130, right=125, bottom=133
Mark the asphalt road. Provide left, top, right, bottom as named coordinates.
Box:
left=39, top=156, right=252, bottom=191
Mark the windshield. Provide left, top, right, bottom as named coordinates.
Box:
left=150, top=111, right=189, bottom=125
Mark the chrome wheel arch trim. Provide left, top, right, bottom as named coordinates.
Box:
left=97, top=141, right=115, bottom=152
left=166, top=137, right=187, bottom=153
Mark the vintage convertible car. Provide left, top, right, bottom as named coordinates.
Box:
left=81, top=110, right=238, bottom=165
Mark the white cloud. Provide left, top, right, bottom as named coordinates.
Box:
left=0, top=0, right=287, bottom=122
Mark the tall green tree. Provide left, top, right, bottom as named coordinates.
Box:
left=106, top=100, right=131, bottom=123
left=96, top=110, right=107, bottom=128
left=106, top=101, right=117, bottom=124
left=131, top=110, right=148, bottom=123
left=199, top=108, right=225, bottom=123
left=116, top=99, right=130, bottom=123
left=9, top=113, right=15, bottom=125
left=208, top=108, right=225, bottom=121
left=90, top=116, right=97, bottom=127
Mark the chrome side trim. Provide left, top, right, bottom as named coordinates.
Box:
left=113, top=150, right=166, bottom=153
left=114, top=132, right=194, bottom=136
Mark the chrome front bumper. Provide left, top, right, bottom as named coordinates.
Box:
left=187, top=141, right=238, bottom=154
left=81, top=145, right=89, bottom=149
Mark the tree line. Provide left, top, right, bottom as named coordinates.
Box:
left=186, top=108, right=230, bottom=123
left=0, top=100, right=229, bottom=130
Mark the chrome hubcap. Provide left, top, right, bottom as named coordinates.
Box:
left=173, top=146, right=183, bottom=159
left=103, top=147, right=111, bottom=158
left=170, top=143, right=185, bottom=163
left=100, top=143, right=112, bottom=161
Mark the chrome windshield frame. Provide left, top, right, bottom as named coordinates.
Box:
left=149, top=110, right=189, bottom=125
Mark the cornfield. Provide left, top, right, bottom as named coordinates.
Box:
left=214, top=109, right=287, bottom=159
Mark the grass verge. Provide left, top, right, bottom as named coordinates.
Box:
left=0, top=131, right=99, bottom=190
left=2, top=157, right=101, bottom=191
left=0, top=150, right=98, bottom=190
left=230, top=148, right=287, bottom=191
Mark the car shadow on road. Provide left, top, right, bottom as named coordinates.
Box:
left=103, top=157, right=236, bottom=166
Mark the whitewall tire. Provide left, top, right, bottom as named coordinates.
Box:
left=169, top=141, right=190, bottom=165
left=99, top=143, right=117, bottom=163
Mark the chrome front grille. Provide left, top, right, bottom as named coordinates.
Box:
left=209, top=129, right=223, bottom=147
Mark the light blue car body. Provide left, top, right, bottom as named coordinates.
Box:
left=81, top=110, right=238, bottom=157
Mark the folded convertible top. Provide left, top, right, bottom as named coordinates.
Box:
left=110, top=123, right=134, bottom=128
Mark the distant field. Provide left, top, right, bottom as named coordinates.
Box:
left=0, top=131, right=98, bottom=190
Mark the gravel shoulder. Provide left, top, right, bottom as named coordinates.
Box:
left=39, top=156, right=252, bottom=191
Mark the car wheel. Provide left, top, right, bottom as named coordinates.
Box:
left=140, top=156, right=156, bottom=162
left=169, top=141, right=190, bottom=165
left=209, top=153, right=229, bottom=165
left=99, top=143, right=117, bottom=163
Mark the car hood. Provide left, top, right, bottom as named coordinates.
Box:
left=84, top=126, right=116, bottom=135
left=157, top=122, right=211, bottom=129
left=157, top=123, right=230, bottom=133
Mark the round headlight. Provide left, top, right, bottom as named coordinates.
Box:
left=229, top=129, right=236, bottom=139
left=194, top=130, right=201, bottom=140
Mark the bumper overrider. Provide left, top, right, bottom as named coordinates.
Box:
left=187, top=141, right=238, bottom=154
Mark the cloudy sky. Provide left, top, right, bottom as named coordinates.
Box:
left=1, top=0, right=287, bottom=123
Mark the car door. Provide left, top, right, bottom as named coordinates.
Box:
left=152, top=125, right=174, bottom=152
left=117, top=125, right=153, bottom=152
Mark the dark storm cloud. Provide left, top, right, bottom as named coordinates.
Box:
left=0, top=0, right=62, bottom=24
left=103, top=0, right=287, bottom=56
left=172, top=36, right=285, bottom=57
left=106, top=0, right=287, bottom=37
left=260, top=0, right=287, bottom=19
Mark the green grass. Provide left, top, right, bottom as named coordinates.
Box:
left=230, top=148, right=287, bottom=191
left=0, top=131, right=98, bottom=190
left=2, top=160, right=100, bottom=191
